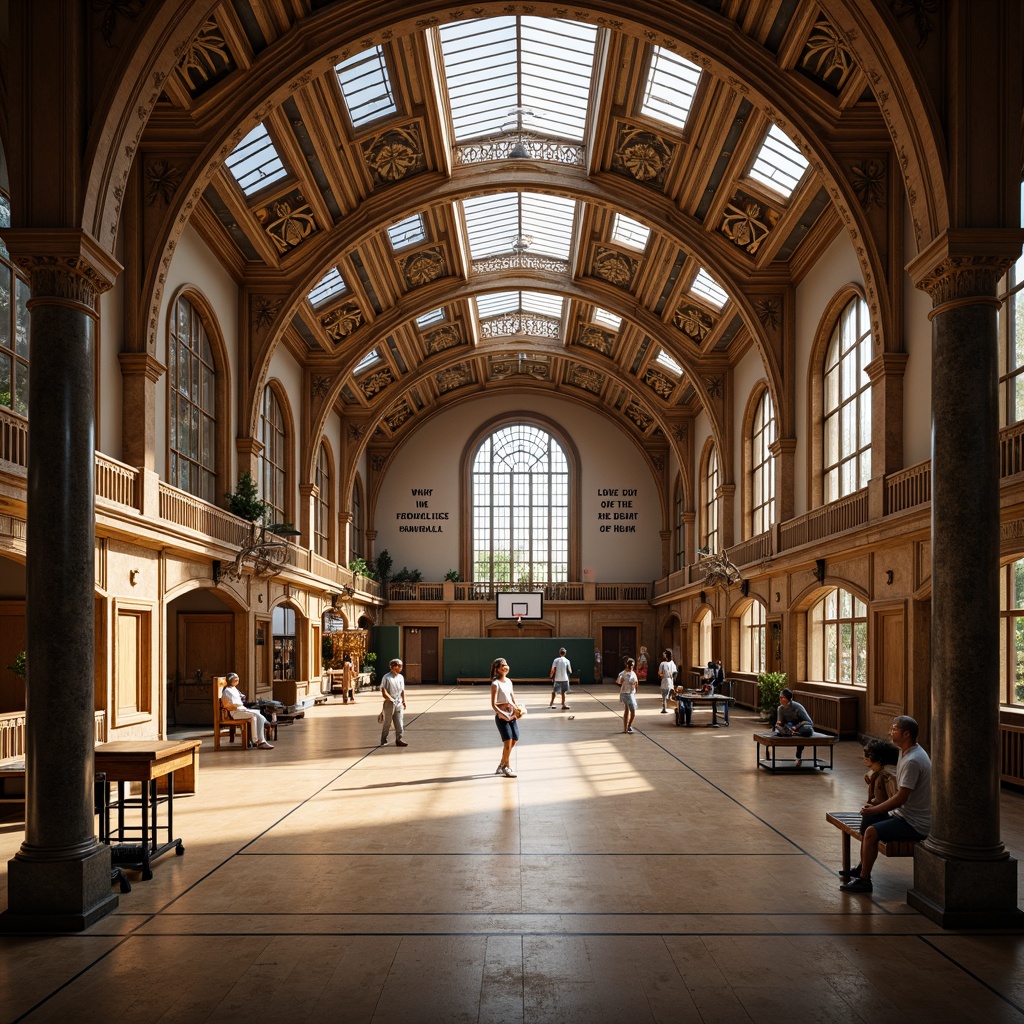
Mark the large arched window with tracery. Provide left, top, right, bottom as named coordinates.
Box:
left=823, top=296, right=871, bottom=502
left=472, top=424, right=568, bottom=584
left=673, top=475, right=685, bottom=571
left=314, top=441, right=331, bottom=559
left=809, top=586, right=867, bottom=685
left=701, top=446, right=719, bottom=553
left=169, top=295, right=217, bottom=502
left=751, top=389, right=775, bottom=535
left=259, top=385, right=287, bottom=524
left=740, top=600, right=766, bottom=674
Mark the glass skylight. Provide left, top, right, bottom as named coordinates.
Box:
left=354, top=348, right=381, bottom=374
left=336, top=46, right=397, bottom=128
left=416, top=308, right=447, bottom=328
left=611, top=213, right=651, bottom=251
left=462, top=191, right=576, bottom=261
left=387, top=214, right=427, bottom=251
left=224, top=123, right=288, bottom=196
left=439, top=17, right=597, bottom=143
left=690, top=267, right=728, bottom=309
left=475, top=291, right=563, bottom=319
left=593, top=308, right=622, bottom=330
left=307, top=267, right=348, bottom=306
left=656, top=349, right=683, bottom=376
left=749, top=123, right=809, bottom=198
left=640, top=47, right=702, bottom=130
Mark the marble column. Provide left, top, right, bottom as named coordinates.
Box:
left=907, top=232, right=1024, bottom=928
left=2, top=233, right=122, bottom=932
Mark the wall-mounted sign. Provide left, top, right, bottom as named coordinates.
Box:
left=596, top=487, right=639, bottom=533
left=397, top=488, right=450, bottom=533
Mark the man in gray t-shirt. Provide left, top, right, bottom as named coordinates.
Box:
left=840, top=715, right=931, bottom=894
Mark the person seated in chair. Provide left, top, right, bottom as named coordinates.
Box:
left=670, top=684, right=693, bottom=726
left=221, top=672, right=274, bottom=749
left=773, top=688, right=813, bottom=765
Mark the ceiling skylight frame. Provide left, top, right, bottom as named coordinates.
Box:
left=354, top=348, right=382, bottom=375
left=475, top=290, right=564, bottom=320
left=748, top=123, right=810, bottom=198
left=640, top=46, right=702, bottom=131
left=689, top=267, right=728, bottom=310
left=610, top=213, right=651, bottom=251
left=335, top=45, right=398, bottom=129
left=656, top=348, right=683, bottom=376
left=388, top=213, right=427, bottom=251
left=592, top=308, right=622, bottom=330
left=225, top=122, right=289, bottom=197
left=307, top=267, right=349, bottom=307
left=462, top=191, right=576, bottom=262
left=416, top=308, right=447, bottom=328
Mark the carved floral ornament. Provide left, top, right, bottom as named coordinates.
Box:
left=252, top=295, right=282, bottom=331
left=362, top=125, right=426, bottom=185
left=672, top=304, right=715, bottom=343
left=321, top=303, right=364, bottom=341
left=800, top=15, right=857, bottom=94
left=850, top=159, right=887, bottom=210
left=720, top=194, right=778, bottom=255
left=360, top=367, right=395, bottom=398
left=177, top=18, right=234, bottom=90
left=310, top=375, right=332, bottom=399
left=403, top=249, right=446, bottom=287
left=385, top=401, right=414, bottom=431
left=569, top=365, right=604, bottom=394
left=576, top=324, right=614, bottom=355
left=436, top=365, right=471, bottom=392
left=754, top=298, right=781, bottom=330
left=592, top=248, right=637, bottom=288
left=625, top=402, right=653, bottom=431
left=913, top=255, right=1013, bottom=308
left=256, top=192, right=318, bottom=254
left=425, top=324, right=461, bottom=354
left=612, top=125, right=675, bottom=188
left=643, top=368, right=675, bottom=399
left=143, top=159, right=184, bottom=205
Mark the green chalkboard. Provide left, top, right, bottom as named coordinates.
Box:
left=441, top=637, right=597, bottom=685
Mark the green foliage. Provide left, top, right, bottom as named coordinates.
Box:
left=7, top=650, right=26, bottom=680
left=391, top=566, right=423, bottom=583
left=374, top=548, right=394, bottom=582
left=444, top=569, right=462, bottom=582
left=348, top=557, right=376, bottom=580
left=757, top=671, right=788, bottom=721
left=225, top=471, right=268, bottom=522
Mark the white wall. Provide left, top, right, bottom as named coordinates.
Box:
left=903, top=211, right=934, bottom=467
left=98, top=229, right=125, bottom=458
left=373, top=393, right=663, bottom=582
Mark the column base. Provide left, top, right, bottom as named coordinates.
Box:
left=908, top=846, right=1024, bottom=929
left=1, top=845, right=119, bottom=933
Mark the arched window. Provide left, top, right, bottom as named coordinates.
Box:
left=350, top=476, right=364, bottom=562
left=673, top=475, right=685, bottom=571
left=0, top=194, right=29, bottom=421
left=809, top=586, right=867, bottom=685
left=751, top=390, right=775, bottom=535
left=314, top=441, right=331, bottom=559
left=697, top=607, right=712, bottom=665
left=272, top=605, right=296, bottom=681
left=259, top=385, right=287, bottom=524
left=998, top=180, right=1024, bottom=426
left=999, top=558, right=1024, bottom=706
left=740, top=600, right=766, bottom=674
left=168, top=296, right=217, bottom=501
left=823, top=296, right=871, bottom=502
left=702, top=446, right=719, bottom=553
left=472, top=423, right=568, bottom=584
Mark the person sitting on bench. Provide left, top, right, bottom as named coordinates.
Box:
left=860, top=737, right=900, bottom=831
left=840, top=715, right=931, bottom=894
left=773, top=688, right=814, bottom=765
left=221, top=672, right=274, bottom=749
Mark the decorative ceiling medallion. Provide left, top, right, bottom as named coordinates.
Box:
left=143, top=159, right=184, bottom=205
left=703, top=375, right=724, bottom=399
left=612, top=125, right=675, bottom=189
left=424, top=323, right=462, bottom=354
left=320, top=302, right=364, bottom=341
left=575, top=324, right=614, bottom=356
left=436, top=364, right=472, bottom=393
left=348, top=424, right=368, bottom=441
left=592, top=247, right=637, bottom=289
left=359, top=367, right=395, bottom=399
left=624, top=401, right=653, bottom=431
left=371, top=453, right=388, bottom=472
left=251, top=295, right=282, bottom=331
left=672, top=304, right=715, bottom=343
left=310, top=374, right=332, bottom=398
left=754, top=298, right=781, bottom=330
left=402, top=247, right=447, bottom=288
left=643, top=368, right=675, bottom=399
left=178, top=18, right=235, bottom=94
left=94, top=0, right=146, bottom=47
left=800, top=15, right=857, bottom=94
left=568, top=365, right=604, bottom=394
left=256, top=190, right=318, bottom=254
left=361, top=124, right=426, bottom=186
left=671, top=423, right=688, bottom=442
left=385, top=400, right=415, bottom=432
left=720, top=192, right=779, bottom=256
left=850, top=158, right=887, bottom=209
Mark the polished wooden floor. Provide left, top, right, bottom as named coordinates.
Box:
left=2, top=686, right=1024, bottom=1023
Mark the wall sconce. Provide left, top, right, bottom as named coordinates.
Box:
left=699, top=590, right=707, bottom=605
left=129, top=569, right=140, bottom=586
left=775, top=592, right=781, bottom=603
left=740, top=579, right=750, bottom=597
left=812, top=558, right=826, bottom=581
left=885, top=569, right=894, bottom=585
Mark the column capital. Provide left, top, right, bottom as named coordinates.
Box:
left=2, top=229, right=122, bottom=307
left=908, top=229, right=1024, bottom=311
left=769, top=437, right=797, bottom=457
left=864, top=351, right=909, bottom=382
left=117, top=352, right=166, bottom=383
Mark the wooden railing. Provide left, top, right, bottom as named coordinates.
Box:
left=1000, top=723, right=1024, bottom=786
left=1000, top=421, right=1024, bottom=478
left=0, top=408, right=28, bottom=471
left=595, top=583, right=649, bottom=601
left=884, top=460, right=931, bottom=515
left=778, top=489, right=869, bottom=551
left=727, top=532, right=772, bottom=568
left=95, top=453, right=138, bottom=508
left=158, top=483, right=250, bottom=545
left=1, top=710, right=105, bottom=760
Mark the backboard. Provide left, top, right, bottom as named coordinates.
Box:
left=495, top=591, right=544, bottom=620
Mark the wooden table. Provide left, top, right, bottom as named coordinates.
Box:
left=672, top=692, right=735, bottom=727
left=753, top=730, right=836, bottom=771
left=94, top=739, right=201, bottom=879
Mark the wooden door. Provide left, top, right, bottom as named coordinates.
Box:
left=176, top=613, right=233, bottom=724
left=601, top=626, right=637, bottom=681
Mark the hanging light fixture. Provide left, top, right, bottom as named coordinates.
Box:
left=502, top=107, right=534, bottom=159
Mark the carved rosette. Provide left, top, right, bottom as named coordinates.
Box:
left=402, top=248, right=447, bottom=287
left=703, top=375, right=724, bottom=399
left=612, top=125, right=675, bottom=189
left=720, top=192, right=779, bottom=255
left=321, top=303, right=364, bottom=342
left=371, top=454, right=388, bottom=472
left=251, top=295, right=283, bottom=333
left=671, top=423, right=688, bottom=442
left=850, top=158, right=887, bottom=210
left=143, top=159, right=185, bottom=205
left=424, top=323, right=461, bottom=354
left=362, top=124, right=426, bottom=185
left=575, top=324, right=614, bottom=355
left=592, top=247, right=637, bottom=289
left=672, top=304, right=715, bottom=343
left=310, top=374, right=332, bottom=399
left=800, top=15, right=857, bottom=94
left=347, top=423, right=368, bottom=442
left=256, top=190, right=318, bottom=254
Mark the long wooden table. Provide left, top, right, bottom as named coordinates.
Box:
left=94, top=739, right=201, bottom=880
left=672, top=691, right=735, bottom=727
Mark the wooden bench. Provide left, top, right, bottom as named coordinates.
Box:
left=825, top=811, right=918, bottom=877
left=753, top=730, right=836, bottom=771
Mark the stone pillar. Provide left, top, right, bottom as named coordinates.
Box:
left=769, top=437, right=796, bottom=526
left=865, top=352, right=909, bottom=519
left=681, top=511, right=696, bottom=568
left=299, top=483, right=316, bottom=551
left=339, top=510, right=353, bottom=565
left=906, top=231, right=1024, bottom=928
left=2, top=232, right=122, bottom=931
left=117, top=352, right=165, bottom=471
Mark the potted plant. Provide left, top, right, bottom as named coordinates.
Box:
left=362, top=651, right=378, bottom=686
left=757, top=671, right=788, bottom=724
left=8, top=650, right=26, bottom=681
left=444, top=569, right=462, bottom=582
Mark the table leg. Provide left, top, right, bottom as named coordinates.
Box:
left=141, top=780, right=153, bottom=881
left=723, top=701, right=730, bottom=726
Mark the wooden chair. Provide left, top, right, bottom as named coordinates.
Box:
left=212, top=675, right=252, bottom=750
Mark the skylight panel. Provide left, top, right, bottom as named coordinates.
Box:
left=749, top=123, right=809, bottom=198
left=656, top=349, right=683, bottom=376
left=354, top=348, right=381, bottom=374
left=640, top=47, right=702, bottom=130
left=416, top=308, right=446, bottom=328
left=462, top=192, right=575, bottom=261
left=307, top=267, right=348, bottom=306
left=521, top=291, right=563, bottom=317
left=475, top=291, right=563, bottom=320
left=439, top=17, right=597, bottom=143
left=225, top=123, right=288, bottom=196
left=475, top=292, right=520, bottom=319
left=336, top=46, right=397, bottom=128
left=690, top=268, right=728, bottom=309
left=388, top=214, right=426, bottom=251
left=593, top=308, right=621, bottom=330
left=611, top=213, right=651, bottom=251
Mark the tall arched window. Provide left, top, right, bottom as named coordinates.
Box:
left=751, top=390, right=775, bottom=535
left=350, top=476, right=364, bottom=561
left=823, top=296, right=871, bottom=502
left=259, top=385, right=287, bottom=524
left=740, top=600, right=766, bottom=673
left=472, top=423, right=568, bottom=584
left=314, top=441, right=331, bottom=559
left=168, top=296, right=217, bottom=501
left=0, top=193, right=29, bottom=421
left=702, top=446, right=719, bottom=553
left=999, top=558, right=1024, bottom=706
left=673, top=475, right=685, bottom=571
left=809, top=586, right=867, bottom=685
left=998, top=180, right=1024, bottom=426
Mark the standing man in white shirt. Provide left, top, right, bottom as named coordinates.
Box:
left=548, top=647, right=573, bottom=710
left=379, top=658, right=408, bottom=746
